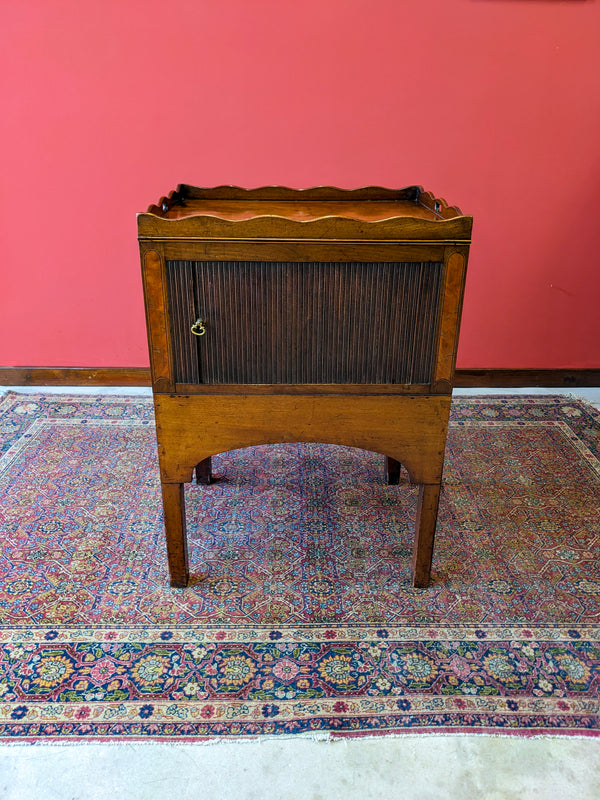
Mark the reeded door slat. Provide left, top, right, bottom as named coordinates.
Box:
left=166, top=260, right=443, bottom=384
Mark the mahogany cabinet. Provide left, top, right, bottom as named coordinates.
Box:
left=138, top=185, right=472, bottom=589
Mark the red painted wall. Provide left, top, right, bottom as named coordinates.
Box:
left=2, top=0, right=599, bottom=369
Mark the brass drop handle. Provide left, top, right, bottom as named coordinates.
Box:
left=191, top=317, right=206, bottom=336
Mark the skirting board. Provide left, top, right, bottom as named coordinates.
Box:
left=0, top=367, right=599, bottom=388
left=0, top=368, right=151, bottom=387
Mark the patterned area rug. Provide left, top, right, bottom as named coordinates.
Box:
left=0, top=392, right=599, bottom=741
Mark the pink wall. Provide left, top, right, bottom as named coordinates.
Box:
left=2, top=0, right=599, bottom=370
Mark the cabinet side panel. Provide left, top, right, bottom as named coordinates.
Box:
left=141, top=249, right=175, bottom=392
left=432, top=250, right=468, bottom=392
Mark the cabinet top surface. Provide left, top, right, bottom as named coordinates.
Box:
left=163, top=198, right=442, bottom=222
left=138, top=185, right=472, bottom=240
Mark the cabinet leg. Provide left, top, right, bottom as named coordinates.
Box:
left=411, top=483, right=442, bottom=588
left=160, top=482, right=189, bottom=588
left=385, top=456, right=401, bottom=485
left=195, top=457, right=213, bottom=485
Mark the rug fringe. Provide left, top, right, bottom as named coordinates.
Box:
left=1, top=730, right=598, bottom=747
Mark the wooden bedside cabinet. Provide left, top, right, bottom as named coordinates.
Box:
left=138, top=185, right=472, bottom=589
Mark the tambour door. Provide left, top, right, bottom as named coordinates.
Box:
left=166, top=259, right=444, bottom=385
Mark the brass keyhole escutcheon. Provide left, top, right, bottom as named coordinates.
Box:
left=191, top=317, right=206, bottom=336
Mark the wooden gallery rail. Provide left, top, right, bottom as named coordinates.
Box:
left=138, top=185, right=472, bottom=588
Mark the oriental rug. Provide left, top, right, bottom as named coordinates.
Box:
left=0, top=392, right=599, bottom=741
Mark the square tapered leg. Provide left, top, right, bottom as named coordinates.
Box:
left=411, top=482, right=442, bottom=588
left=195, top=457, right=213, bottom=485
left=160, top=482, right=189, bottom=587
left=385, top=456, right=401, bottom=485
